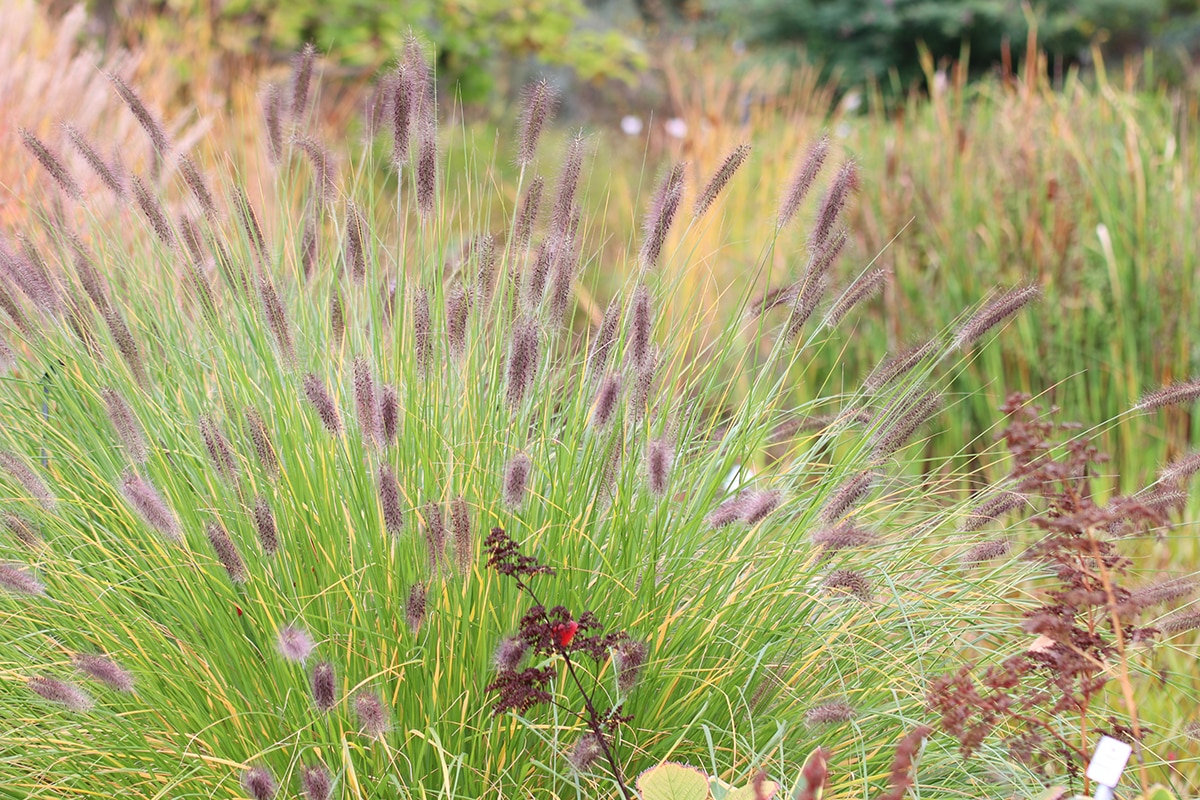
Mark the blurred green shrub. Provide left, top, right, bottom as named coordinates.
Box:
left=94, top=0, right=647, bottom=102
left=707, top=0, right=1196, bottom=88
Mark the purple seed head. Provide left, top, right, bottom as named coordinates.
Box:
left=178, top=156, right=216, bottom=220
left=871, top=392, right=943, bottom=460
left=258, top=275, right=295, bottom=364
left=473, top=233, right=498, bottom=296
left=515, top=79, right=559, bottom=166
left=199, top=415, right=239, bottom=483
left=21, top=127, right=82, bottom=200
left=741, top=489, right=782, bottom=525
left=514, top=176, right=544, bottom=249
left=63, top=123, right=125, bottom=198
left=588, top=299, right=621, bottom=379
left=70, top=237, right=108, bottom=312
left=783, top=275, right=828, bottom=344
left=628, top=286, right=653, bottom=369
left=301, top=213, right=318, bottom=281
left=0, top=562, right=46, bottom=597
left=778, top=134, right=829, bottom=228
left=805, top=701, right=857, bottom=725
left=863, top=340, right=937, bottom=392
left=646, top=438, right=672, bottom=496
left=451, top=496, right=472, bottom=572
left=355, top=690, right=389, bottom=737
left=242, top=766, right=277, bottom=800
left=290, top=43, right=317, bottom=121
left=353, top=355, right=379, bottom=444
left=416, top=121, right=438, bottom=218
left=261, top=82, right=285, bottom=164
left=0, top=450, right=55, bottom=510
left=4, top=513, right=41, bottom=549
left=277, top=623, right=316, bottom=662
left=100, top=388, right=147, bottom=463
left=8, top=234, right=60, bottom=314
left=244, top=408, right=280, bottom=478
left=819, top=470, right=876, bottom=524
left=378, top=464, right=404, bottom=534
left=413, top=287, right=433, bottom=374
left=28, top=675, right=92, bottom=711
left=822, top=268, right=888, bottom=329
left=707, top=493, right=749, bottom=529
left=1137, top=377, right=1200, bottom=413
left=494, top=636, right=527, bottom=672
left=551, top=134, right=585, bottom=239
left=311, top=661, right=336, bottom=711
left=505, top=319, right=540, bottom=409
left=303, top=373, right=342, bottom=435
left=526, top=241, right=553, bottom=308
left=205, top=519, right=247, bottom=584
left=249, top=496, right=278, bottom=556
left=809, top=160, right=858, bottom=253
left=295, top=135, right=337, bottom=205
left=639, top=161, right=685, bottom=271
left=822, top=569, right=872, bottom=601
left=109, top=72, right=171, bottom=156
left=301, top=764, right=332, bottom=800
left=953, top=284, right=1040, bottom=351
left=103, top=307, right=149, bottom=387
left=72, top=653, right=135, bottom=692
left=960, top=491, right=1026, bottom=532
left=959, top=539, right=1012, bottom=564
left=232, top=187, right=269, bottom=266
left=407, top=581, right=427, bottom=633
left=424, top=503, right=446, bottom=569
left=567, top=733, right=604, bottom=772
left=695, top=143, right=751, bottom=217
left=592, top=373, right=622, bottom=428
left=1129, top=577, right=1197, bottom=610
left=344, top=202, right=367, bottom=282
left=812, top=522, right=879, bottom=556
left=1160, top=451, right=1200, bottom=486
left=613, top=639, right=648, bottom=692
left=120, top=470, right=180, bottom=541
left=329, top=292, right=345, bottom=344
left=446, top=284, right=470, bottom=359
left=380, top=383, right=399, bottom=445
left=503, top=453, right=532, bottom=508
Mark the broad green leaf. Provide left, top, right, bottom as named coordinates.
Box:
left=637, top=762, right=712, bottom=800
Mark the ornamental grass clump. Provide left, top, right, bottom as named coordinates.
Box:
left=0, top=39, right=1128, bottom=799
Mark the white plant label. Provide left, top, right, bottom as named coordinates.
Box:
left=1085, top=735, right=1132, bottom=787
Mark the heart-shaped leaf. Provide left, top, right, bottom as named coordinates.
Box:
left=637, top=762, right=712, bottom=800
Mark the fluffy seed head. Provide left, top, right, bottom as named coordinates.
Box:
left=104, top=307, right=149, bottom=387
left=871, top=392, right=943, bottom=459
left=960, top=491, right=1026, bottom=532
left=783, top=276, right=828, bottom=344
left=819, top=470, right=876, bottom=524
left=863, top=340, right=937, bottom=392
left=244, top=408, right=280, bottom=478
left=72, top=653, right=134, bottom=692
left=423, top=504, right=446, bottom=569
left=199, top=415, right=239, bottom=483
left=628, top=286, right=653, bottom=368
left=822, top=569, right=872, bottom=601
left=959, top=539, right=1012, bottom=564
left=242, top=766, right=277, bottom=800
left=301, top=213, right=318, bottom=281
left=413, top=287, right=433, bottom=373
left=258, top=275, right=295, bottom=364
left=232, top=187, right=269, bottom=266
left=592, top=373, right=622, bottom=428
left=4, top=513, right=41, bottom=549
left=778, top=134, right=829, bottom=228
left=567, top=733, right=604, bottom=772
left=290, top=43, right=317, bottom=120
left=262, top=82, right=285, bottom=164
left=296, top=136, right=337, bottom=205
left=551, top=134, right=585, bottom=239
left=120, top=471, right=179, bottom=540
left=1160, top=609, right=1200, bottom=634
left=344, top=202, right=367, bottom=282
left=639, top=162, right=685, bottom=270
left=613, top=639, right=648, bottom=692
left=7, top=234, right=60, bottom=314
left=446, top=284, right=470, bottom=359
left=356, top=690, right=389, bottom=737
left=253, top=496, right=279, bottom=556
left=110, top=72, right=171, bottom=156
left=451, top=496, right=472, bottom=572
left=494, top=636, right=527, bottom=672
left=71, top=238, right=108, bottom=311
left=505, top=319, right=540, bottom=408
left=741, top=490, right=782, bottom=525
left=407, top=582, right=427, bottom=633
left=1130, top=578, right=1197, bottom=609
left=1137, top=377, right=1200, bottom=412
left=277, top=623, right=316, bottom=662
left=303, top=373, right=342, bottom=434
left=178, top=156, right=216, bottom=219
left=707, top=494, right=749, bottom=529
left=301, top=764, right=332, bottom=800
left=472, top=233, right=497, bottom=295
left=21, top=128, right=82, bottom=200
left=1160, top=451, right=1200, bottom=486
left=329, top=292, right=345, bottom=343
left=63, top=123, right=124, bottom=197
left=416, top=123, right=438, bottom=218
left=812, top=522, right=879, bottom=555
left=646, top=438, right=672, bottom=496
left=353, top=355, right=379, bottom=443
left=503, top=453, right=532, bottom=508
left=100, top=388, right=147, bottom=463
left=809, top=160, right=859, bottom=252
left=953, top=284, right=1040, bottom=350
left=695, top=143, right=751, bottom=217
left=0, top=450, right=55, bottom=510
left=516, top=79, right=559, bottom=166
left=0, top=562, right=45, bottom=597
left=380, top=384, right=399, bottom=445
left=514, top=176, right=544, bottom=249
left=378, top=464, right=404, bottom=534
left=28, top=675, right=92, bottom=711
left=805, top=701, right=857, bottom=725
left=822, top=268, right=888, bottom=329
left=588, top=299, right=621, bottom=378
left=205, top=519, right=247, bottom=584
left=311, top=661, right=336, bottom=710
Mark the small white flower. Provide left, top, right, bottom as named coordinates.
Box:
left=620, top=115, right=643, bottom=136
left=664, top=118, right=688, bottom=139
